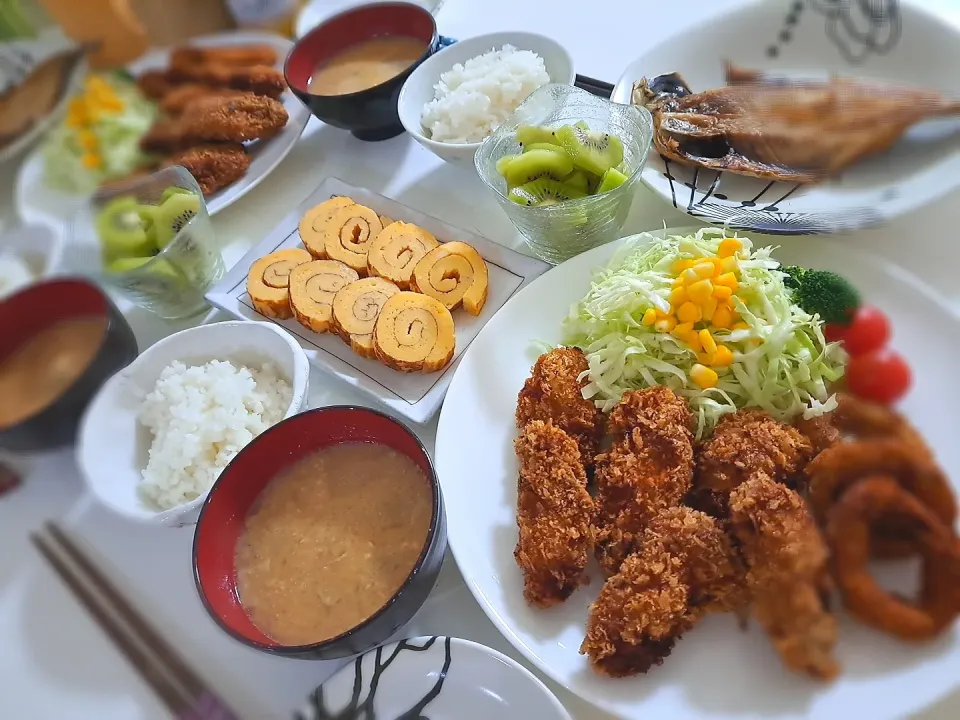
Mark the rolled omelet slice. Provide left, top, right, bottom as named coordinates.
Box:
left=374, top=292, right=456, bottom=373
left=331, top=276, right=400, bottom=358
left=247, top=247, right=313, bottom=319
left=323, top=203, right=384, bottom=275
left=367, top=221, right=439, bottom=289
left=289, top=260, right=360, bottom=333
left=299, top=196, right=355, bottom=259
left=410, top=241, right=489, bottom=316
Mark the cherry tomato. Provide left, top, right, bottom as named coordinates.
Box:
left=824, top=323, right=848, bottom=344
left=846, top=348, right=911, bottom=405
left=841, top=305, right=891, bottom=357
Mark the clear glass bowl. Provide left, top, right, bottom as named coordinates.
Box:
left=67, top=166, right=225, bottom=320
left=475, top=83, right=654, bottom=264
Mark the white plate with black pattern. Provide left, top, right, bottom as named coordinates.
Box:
left=610, top=0, right=960, bottom=235
left=295, top=636, right=571, bottom=720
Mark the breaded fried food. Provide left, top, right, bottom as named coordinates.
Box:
left=139, top=119, right=194, bottom=155
left=795, top=413, right=841, bottom=456
left=581, top=507, right=745, bottom=677
left=729, top=473, right=839, bottom=681
left=697, top=409, right=814, bottom=493
left=137, top=69, right=175, bottom=100
left=516, top=348, right=603, bottom=464
left=172, top=64, right=286, bottom=99
left=593, top=387, right=695, bottom=574
left=514, top=420, right=596, bottom=608
left=169, top=144, right=251, bottom=196
left=179, top=94, right=289, bottom=143
left=170, top=44, right=279, bottom=71
left=160, top=85, right=248, bottom=117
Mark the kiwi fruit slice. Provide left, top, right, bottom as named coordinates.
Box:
left=516, top=125, right=561, bottom=147
left=523, top=142, right=569, bottom=155
left=161, top=186, right=192, bottom=203
left=96, top=196, right=156, bottom=261
left=563, top=170, right=592, bottom=193
left=555, top=125, right=624, bottom=177
left=508, top=178, right=586, bottom=207
left=503, top=148, right=573, bottom=187
left=574, top=120, right=590, bottom=132
left=155, top=192, right=201, bottom=248
left=596, top=167, right=629, bottom=194
left=496, top=154, right=519, bottom=176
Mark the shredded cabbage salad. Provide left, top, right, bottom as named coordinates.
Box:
left=560, top=228, right=847, bottom=438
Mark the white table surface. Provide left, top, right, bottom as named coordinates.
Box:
left=1, top=1, right=960, bottom=718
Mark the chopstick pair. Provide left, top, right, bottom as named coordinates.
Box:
left=31, top=523, right=239, bottom=720
left=574, top=74, right=614, bottom=99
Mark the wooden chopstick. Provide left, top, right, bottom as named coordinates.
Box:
left=31, top=523, right=240, bottom=719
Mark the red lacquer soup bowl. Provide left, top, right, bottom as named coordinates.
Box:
left=192, top=405, right=447, bottom=659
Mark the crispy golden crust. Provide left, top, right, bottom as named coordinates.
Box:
left=581, top=507, right=744, bottom=677
left=160, top=85, right=249, bottom=117
left=795, top=413, right=841, bottom=456
left=169, top=144, right=251, bottom=196
left=515, top=348, right=603, bottom=464
left=179, top=93, right=288, bottom=143
left=137, top=69, right=175, bottom=100
left=514, top=421, right=596, bottom=608
left=697, top=409, right=814, bottom=493
left=140, top=119, right=193, bottom=155
left=171, top=64, right=286, bottom=99
left=593, top=387, right=695, bottom=574
left=729, top=473, right=839, bottom=681
left=170, top=45, right=279, bottom=71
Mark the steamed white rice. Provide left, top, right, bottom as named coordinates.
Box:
left=421, top=44, right=550, bottom=143
left=138, top=359, right=292, bottom=511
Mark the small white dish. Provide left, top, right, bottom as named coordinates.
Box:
left=77, top=321, right=309, bottom=527
left=296, top=636, right=571, bottom=720
left=0, top=223, right=63, bottom=298
left=398, top=32, right=575, bottom=166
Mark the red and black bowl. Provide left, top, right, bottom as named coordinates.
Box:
left=284, top=1, right=440, bottom=142
left=193, top=405, right=447, bottom=660
left=0, top=278, right=138, bottom=453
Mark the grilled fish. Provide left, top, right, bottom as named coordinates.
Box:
left=633, top=63, right=960, bottom=183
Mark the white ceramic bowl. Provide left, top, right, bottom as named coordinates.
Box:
left=0, top=222, right=64, bottom=289
left=397, top=32, right=575, bottom=166
left=77, top=321, right=310, bottom=527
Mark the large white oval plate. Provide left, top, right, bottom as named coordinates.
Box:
left=435, top=228, right=960, bottom=719
left=609, top=1, right=960, bottom=235
left=16, top=31, right=310, bottom=234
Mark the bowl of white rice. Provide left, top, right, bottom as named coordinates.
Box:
left=77, top=321, right=310, bottom=527
left=397, top=32, right=574, bottom=165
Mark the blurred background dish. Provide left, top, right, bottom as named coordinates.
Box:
left=297, top=636, right=572, bottom=719
left=284, top=1, right=439, bottom=142
left=77, top=321, right=308, bottom=527
left=193, top=405, right=446, bottom=659
left=0, top=278, right=137, bottom=453
left=0, top=222, right=63, bottom=298
left=398, top=32, right=574, bottom=166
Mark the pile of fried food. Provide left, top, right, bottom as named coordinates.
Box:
left=514, top=347, right=959, bottom=681
left=246, top=195, right=490, bottom=374
left=134, top=44, right=290, bottom=196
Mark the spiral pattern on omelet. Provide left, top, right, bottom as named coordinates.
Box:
left=374, top=291, right=456, bottom=373
left=289, top=260, right=360, bottom=333
left=246, top=247, right=313, bottom=319
left=411, top=241, right=489, bottom=316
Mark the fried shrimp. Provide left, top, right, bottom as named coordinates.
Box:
left=516, top=348, right=603, bottom=464
left=169, top=144, right=251, bottom=196
left=730, top=473, right=839, bottom=681
left=514, top=420, right=596, bottom=608
left=592, top=387, right=695, bottom=574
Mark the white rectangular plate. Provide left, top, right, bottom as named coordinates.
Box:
left=206, top=176, right=550, bottom=423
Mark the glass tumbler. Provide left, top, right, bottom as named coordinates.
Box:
left=475, top=83, right=654, bottom=264
left=70, top=166, right=225, bottom=320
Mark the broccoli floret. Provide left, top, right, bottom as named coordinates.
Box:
left=791, top=269, right=860, bottom=324
left=780, top=265, right=807, bottom=291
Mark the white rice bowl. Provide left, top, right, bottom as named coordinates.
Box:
left=420, top=44, right=550, bottom=143
left=138, top=359, right=292, bottom=510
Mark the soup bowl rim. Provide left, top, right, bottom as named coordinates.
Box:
left=283, top=0, right=438, bottom=101
left=192, top=403, right=444, bottom=655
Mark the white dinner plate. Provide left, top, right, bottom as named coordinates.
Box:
left=206, top=176, right=549, bottom=424
left=435, top=227, right=960, bottom=719
left=15, top=31, right=310, bottom=234
left=294, top=636, right=571, bottom=720
left=609, top=0, right=960, bottom=234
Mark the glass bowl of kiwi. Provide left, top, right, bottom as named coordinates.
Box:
left=475, top=83, right=654, bottom=264
left=67, top=166, right=225, bottom=320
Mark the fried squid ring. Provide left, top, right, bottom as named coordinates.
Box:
left=331, top=277, right=399, bottom=359
left=827, top=476, right=960, bottom=640
left=289, top=260, right=359, bottom=333
left=373, top=292, right=456, bottom=373
left=246, top=248, right=312, bottom=319
left=410, top=241, right=489, bottom=316
left=323, top=204, right=384, bottom=274
left=298, top=196, right=355, bottom=259
left=806, top=439, right=956, bottom=530
left=366, top=222, right=438, bottom=289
